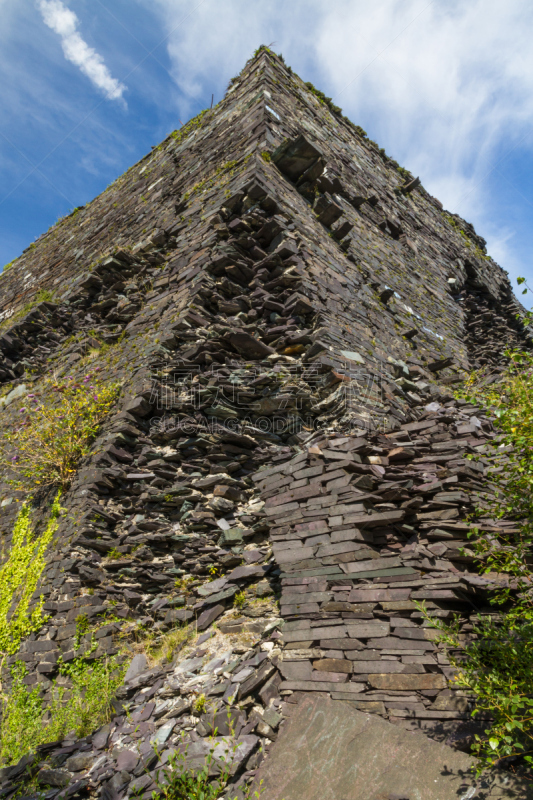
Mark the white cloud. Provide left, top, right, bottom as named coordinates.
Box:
left=37, top=0, right=127, bottom=103
left=313, top=1, right=533, bottom=208
left=143, top=0, right=533, bottom=287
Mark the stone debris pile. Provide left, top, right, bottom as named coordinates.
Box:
left=0, top=622, right=286, bottom=800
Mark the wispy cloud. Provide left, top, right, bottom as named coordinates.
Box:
left=143, top=0, right=533, bottom=289
left=37, top=0, right=126, bottom=103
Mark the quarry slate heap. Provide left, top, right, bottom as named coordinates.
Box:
left=0, top=47, right=532, bottom=800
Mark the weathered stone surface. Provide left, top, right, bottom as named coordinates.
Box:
left=124, top=654, right=148, bottom=684
left=197, top=604, right=225, bottom=631
left=254, top=695, right=531, bottom=800
left=312, top=658, right=352, bottom=674
left=368, top=673, right=447, bottom=690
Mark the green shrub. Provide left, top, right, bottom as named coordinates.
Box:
left=74, top=613, right=90, bottom=649
left=422, top=349, right=533, bottom=770
left=192, top=693, right=207, bottom=715
left=460, top=349, right=533, bottom=588
left=20, top=289, right=55, bottom=315
left=0, top=656, right=124, bottom=766
left=0, top=492, right=63, bottom=657
left=233, top=590, right=246, bottom=609
left=421, top=608, right=533, bottom=771
left=1, top=368, right=120, bottom=490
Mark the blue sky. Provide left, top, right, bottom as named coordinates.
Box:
left=1, top=0, right=533, bottom=305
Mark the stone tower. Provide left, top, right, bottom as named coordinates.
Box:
left=0, top=48, right=530, bottom=799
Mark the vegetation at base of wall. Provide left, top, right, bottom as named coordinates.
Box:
left=422, top=349, right=533, bottom=772
left=0, top=368, right=120, bottom=491
left=0, top=492, right=63, bottom=658
left=0, top=656, right=125, bottom=766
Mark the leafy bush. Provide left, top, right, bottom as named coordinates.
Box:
left=0, top=656, right=124, bottom=766
left=0, top=493, right=63, bottom=658
left=1, top=368, right=119, bottom=490
left=422, top=610, right=533, bottom=770
left=461, top=349, right=533, bottom=589
left=423, top=348, right=533, bottom=770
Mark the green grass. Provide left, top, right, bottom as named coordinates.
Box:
left=0, top=656, right=125, bottom=766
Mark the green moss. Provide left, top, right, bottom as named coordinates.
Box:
left=183, top=156, right=249, bottom=202
left=304, top=81, right=342, bottom=115
left=20, top=289, right=55, bottom=314
left=171, top=109, right=210, bottom=147
left=1, top=259, right=17, bottom=274
left=444, top=214, right=488, bottom=258
left=396, top=165, right=413, bottom=181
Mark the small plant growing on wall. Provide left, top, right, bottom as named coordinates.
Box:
left=1, top=368, right=120, bottom=490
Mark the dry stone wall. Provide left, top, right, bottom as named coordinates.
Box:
left=0, top=49, right=531, bottom=800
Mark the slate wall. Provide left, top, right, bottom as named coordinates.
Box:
left=0, top=49, right=531, bottom=799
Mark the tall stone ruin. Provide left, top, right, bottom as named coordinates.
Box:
left=0, top=48, right=531, bottom=799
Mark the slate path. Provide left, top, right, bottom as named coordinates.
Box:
left=255, top=695, right=532, bottom=800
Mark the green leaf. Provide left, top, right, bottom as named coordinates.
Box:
left=489, top=738, right=499, bottom=750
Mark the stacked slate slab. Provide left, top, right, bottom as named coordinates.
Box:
left=253, top=396, right=504, bottom=746
left=0, top=48, right=531, bottom=799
